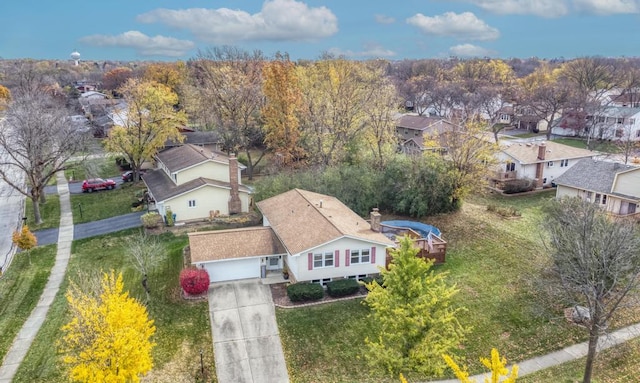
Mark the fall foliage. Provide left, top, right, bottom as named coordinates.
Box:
left=443, top=349, right=519, bottom=383
left=60, top=270, right=156, bottom=383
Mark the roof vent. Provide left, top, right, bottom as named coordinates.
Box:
left=319, top=199, right=323, bottom=208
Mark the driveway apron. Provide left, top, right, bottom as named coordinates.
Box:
left=209, top=281, right=289, bottom=383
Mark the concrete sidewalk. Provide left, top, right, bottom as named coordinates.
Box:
left=426, top=322, right=640, bottom=383
left=0, top=172, right=74, bottom=382
left=209, top=281, right=289, bottom=383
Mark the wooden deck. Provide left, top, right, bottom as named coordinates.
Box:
left=381, top=225, right=447, bottom=266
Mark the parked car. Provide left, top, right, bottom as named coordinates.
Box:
left=122, top=170, right=145, bottom=182
left=82, top=178, right=117, bottom=192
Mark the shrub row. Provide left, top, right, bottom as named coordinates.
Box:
left=502, top=178, right=535, bottom=194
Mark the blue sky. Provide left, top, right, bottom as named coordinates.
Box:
left=1, top=0, right=640, bottom=62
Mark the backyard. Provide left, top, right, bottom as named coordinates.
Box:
left=6, top=180, right=640, bottom=382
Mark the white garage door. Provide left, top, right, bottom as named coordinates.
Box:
left=205, top=257, right=261, bottom=283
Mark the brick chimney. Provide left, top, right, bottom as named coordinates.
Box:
left=228, top=155, right=242, bottom=214
left=370, top=208, right=381, bottom=232
left=537, top=143, right=546, bottom=160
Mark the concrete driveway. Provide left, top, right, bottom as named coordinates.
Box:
left=209, top=281, right=289, bottom=383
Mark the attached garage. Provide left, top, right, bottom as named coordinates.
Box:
left=203, top=257, right=261, bottom=283
left=188, top=227, right=287, bottom=284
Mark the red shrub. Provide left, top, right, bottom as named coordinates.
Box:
left=179, top=268, right=210, bottom=295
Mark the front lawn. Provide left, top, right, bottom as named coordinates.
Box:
left=552, top=137, right=620, bottom=153
left=0, top=245, right=56, bottom=363
left=24, top=195, right=61, bottom=230
left=70, top=182, right=147, bottom=224
left=14, top=230, right=216, bottom=383
left=276, top=189, right=617, bottom=382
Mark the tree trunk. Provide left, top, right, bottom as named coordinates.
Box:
left=244, top=150, right=254, bottom=180
left=31, top=196, right=43, bottom=225
left=546, top=114, right=556, bottom=140
left=583, top=324, right=600, bottom=383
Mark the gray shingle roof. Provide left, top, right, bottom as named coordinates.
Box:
left=554, top=158, right=639, bottom=195
left=156, top=144, right=234, bottom=173
left=143, top=169, right=251, bottom=202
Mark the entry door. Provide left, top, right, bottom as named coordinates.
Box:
left=267, top=256, right=281, bottom=271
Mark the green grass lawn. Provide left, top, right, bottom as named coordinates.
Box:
left=24, top=195, right=61, bottom=230
left=70, top=182, right=147, bottom=224
left=13, top=230, right=217, bottom=383
left=552, top=137, right=620, bottom=153
left=0, top=245, right=56, bottom=363
left=276, top=189, right=640, bottom=382
left=64, top=155, right=121, bottom=183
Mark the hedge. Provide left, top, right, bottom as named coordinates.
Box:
left=287, top=282, right=324, bottom=302
left=326, top=279, right=360, bottom=297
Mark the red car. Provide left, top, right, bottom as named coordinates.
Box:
left=82, top=178, right=117, bottom=192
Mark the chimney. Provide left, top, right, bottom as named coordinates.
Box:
left=537, top=143, right=546, bottom=160
left=370, top=208, right=381, bottom=232
left=228, top=154, right=242, bottom=214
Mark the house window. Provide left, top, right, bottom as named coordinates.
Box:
left=597, top=116, right=606, bottom=123
left=630, top=118, right=635, bottom=124
left=595, top=193, right=601, bottom=204
left=602, top=195, right=607, bottom=205
left=313, top=252, right=334, bottom=268
left=188, top=200, right=196, bottom=208
left=311, top=278, right=332, bottom=286
left=585, top=191, right=593, bottom=202
left=350, top=249, right=371, bottom=264
left=548, top=161, right=554, bottom=167
left=617, top=117, right=625, bottom=124
left=172, top=173, right=177, bottom=183
left=616, top=129, right=624, bottom=138
left=636, top=130, right=640, bottom=138
left=505, top=162, right=515, bottom=172
left=404, top=129, right=409, bottom=135
left=414, top=131, right=419, bottom=136
left=560, top=159, right=569, bottom=167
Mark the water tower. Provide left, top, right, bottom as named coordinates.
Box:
left=70, top=50, right=81, bottom=66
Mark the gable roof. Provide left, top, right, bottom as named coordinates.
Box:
left=554, top=158, right=640, bottom=197
left=256, top=189, right=393, bottom=255
left=501, top=141, right=595, bottom=164
left=189, top=227, right=286, bottom=262
left=164, top=131, right=222, bottom=147
left=156, top=144, right=241, bottom=173
left=143, top=169, right=251, bottom=202
left=396, top=115, right=457, bottom=133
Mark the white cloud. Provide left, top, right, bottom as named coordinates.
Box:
left=465, top=0, right=569, bottom=17
left=449, top=43, right=496, bottom=57
left=79, top=31, right=195, bottom=57
left=572, top=0, right=639, bottom=15
left=328, top=43, right=396, bottom=58
left=375, top=14, right=395, bottom=24
left=406, top=12, right=500, bottom=41
left=137, top=0, right=338, bottom=43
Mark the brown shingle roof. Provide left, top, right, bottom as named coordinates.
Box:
left=396, top=115, right=457, bottom=132
left=256, top=189, right=393, bottom=255
left=189, top=227, right=286, bottom=262
left=156, top=144, right=234, bottom=173
left=502, top=141, right=595, bottom=164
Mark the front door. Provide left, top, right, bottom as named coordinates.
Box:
left=266, top=256, right=281, bottom=271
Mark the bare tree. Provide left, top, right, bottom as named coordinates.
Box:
left=127, top=231, right=166, bottom=301
left=0, top=93, right=89, bottom=224
left=543, top=197, right=640, bottom=383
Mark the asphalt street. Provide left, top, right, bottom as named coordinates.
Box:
left=34, top=211, right=145, bottom=246
left=44, top=175, right=125, bottom=195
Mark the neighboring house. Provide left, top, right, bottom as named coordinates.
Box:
left=554, top=158, right=640, bottom=219
left=189, top=189, right=395, bottom=284
left=609, top=92, right=640, bottom=108
left=493, top=140, right=596, bottom=188
left=164, top=131, right=223, bottom=152
left=143, top=144, right=251, bottom=223
left=396, top=115, right=458, bottom=154
left=552, top=106, right=640, bottom=141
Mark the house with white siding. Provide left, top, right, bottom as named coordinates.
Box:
left=143, top=144, right=251, bottom=223
left=189, top=189, right=395, bottom=284
left=492, top=140, right=596, bottom=188
left=554, top=159, right=640, bottom=219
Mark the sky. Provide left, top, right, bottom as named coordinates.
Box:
left=1, top=0, right=640, bottom=62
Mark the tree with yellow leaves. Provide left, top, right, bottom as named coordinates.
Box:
left=0, top=84, right=10, bottom=110
left=105, top=79, right=186, bottom=182
left=261, top=53, right=305, bottom=166
left=443, top=349, right=518, bottom=383
left=60, top=270, right=156, bottom=383
left=12, top=225, right=37, bottom=264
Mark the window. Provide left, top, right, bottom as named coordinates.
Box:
left=630, top=118, right=635, bottom=125
left=616, top=129, right=624, bottom=138
left=505, top=162, right=515, bottom=172
left=548, top=161, right=554, bottom=167
left=311, top=278, right=332, bottom=286
left=597, top=116, right=606, bottom=123
left=560, top=159, right=568, bottom=167
left=636, top=130, right=640, bottom=138
left=350, top=249, right=371, bottom=264
left=602, top=195, right=607, bottom=205
left=313, top=252, right=334, bottom=268
left=188, top=200, right=196, bottom=208
left=595, top=193, right=601, bottom=204
left=617, top=117, right=625, bottom=124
